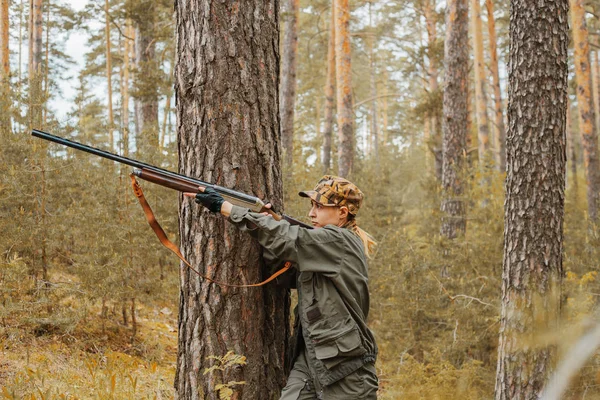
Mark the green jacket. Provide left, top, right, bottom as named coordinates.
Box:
left=229, top=205, right=378, bottom=386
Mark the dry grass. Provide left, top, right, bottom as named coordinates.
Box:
left=0, top=299, right=178, bottom=399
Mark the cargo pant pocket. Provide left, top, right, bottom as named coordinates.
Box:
left=280, top=378, right=317, bottom=400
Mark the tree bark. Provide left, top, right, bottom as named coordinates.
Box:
left=424, top=0, right=442, bottom=180
left=0, top=0, right=10, bottom=136
left=28, top=0, right=43, bottom=128
left=280, top=0, right=299, bottom=171
left=105, top=0, right=114, bottom=150
left=1, top=0, right=8, bottom=78
left=494, top=1, right=568, bottom=398
left=335, top=0, right=354, bottom=178
left=485, top=0, right=506, bottom=171
left=134, top=1, right=158, bottom=150
left=368, top=2, right=378, bottom=160
left=566, top=99, right=578, bottom=191
left=440, top=0, right=468, bottom=239
left=322, top=5, right=335, bottom=174
left=471, top=0, right=491, bottom=166
left=571, top=0, right=600, bottom=222
left=175, top=1, right=289, bottom=399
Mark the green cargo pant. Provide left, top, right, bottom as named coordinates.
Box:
left=279, top=350, right=378, bottom=400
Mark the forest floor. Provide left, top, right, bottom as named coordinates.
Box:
left=0, top=294, right=179, bottom=399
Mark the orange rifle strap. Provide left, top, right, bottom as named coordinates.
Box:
left=129, top=174, right=292, bottom=288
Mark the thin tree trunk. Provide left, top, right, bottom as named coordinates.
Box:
left=42, top=0, right=48, bottom=124
left=382, top=68, right=389, bottom=144
left=494, top=1, right=568, bottom=398
left=322, top=5, right=335, bottom=174
left=567, top=100, right=578, bottom=192
left=485, top=0, right=506, bottom=171
left=368, top=3, right=378, bottom=160
left=280, top=0, right=299, bottom=171
left=122, top=21, right=132, bottom=156
left=175, top=1, right=289, bottom=399
left=424, top=0, right=442, bottom=180
left=134, top=5, right=158, bottom=151
left=28, top=0, right=43, bottom=128
left=440, top=0, right=468, bottom=239
left=592, top=50, right=600, bottom=145
left=335, top=0, right=354, bottom=177
left=0, top=0, right=10, bottom=136
left=471, top=0, right=491, bottom=166
left=1, top=0, right=8, bottom=77
left=105, top=0, right=113, bottom=150
left=571, top=0, right=600, bottom=222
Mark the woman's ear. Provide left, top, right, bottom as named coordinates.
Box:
left=338, top=206, right=349, bottom=220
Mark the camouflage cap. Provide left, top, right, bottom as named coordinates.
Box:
left=299, top=175, right=364, bottom=215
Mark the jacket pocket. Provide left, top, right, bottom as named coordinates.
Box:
left=313, top=325, right=366, bottom=369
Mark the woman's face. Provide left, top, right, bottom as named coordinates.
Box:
left=308, top=200, right=349, bottom=228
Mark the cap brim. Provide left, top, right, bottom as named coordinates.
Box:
left=298, top=190, right=337, bottom=206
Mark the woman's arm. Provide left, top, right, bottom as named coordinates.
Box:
left=225, top=203, right=345, bottom=276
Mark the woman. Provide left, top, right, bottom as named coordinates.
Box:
left=189, top=175, right=378, bottom=400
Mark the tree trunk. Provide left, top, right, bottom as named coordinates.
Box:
left=471, top=0, right=491, bottom=167
left=134, top=2, right=158, bottom=151
left=122, top=21, right=133, bottom=156
left=322, top=5, right=335, bottom=174
left=592, top=50, right=600, bottom=145
left=0, top=0, right=10, bottom=136
left=424, top=0, right=442, bottom=180
left=280, top=0, right=299, bottom=171
left=28, top=0, right=43, bottom=128
left=105, top=0, right=114, bottom=150
left=494, top=1, right=568, bottom=398
left=1, top=0, right=8, bottom=77
left=567, top=100, right=578, bottom=191
left=440, top=0, right=468, bottom=239
left=368, top=2, right=378, bottom=160
left=485, top=0, right=506, bottom=171
left=335, top=0, right=354, bottom=178
left=571, top=0, right=600, bottom=222
left=175, top=1, right=289, bottom=399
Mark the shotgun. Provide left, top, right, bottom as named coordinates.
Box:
left=31, top=129, right=312, bottom=229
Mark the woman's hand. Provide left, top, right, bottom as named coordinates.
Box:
left=184, top=186, right=231, bottom=216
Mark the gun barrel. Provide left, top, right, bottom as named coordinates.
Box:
left=31, top=129, right=266, bottom=207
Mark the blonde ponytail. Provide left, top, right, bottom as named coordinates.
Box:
left=344, top=217, right=377, bottom=258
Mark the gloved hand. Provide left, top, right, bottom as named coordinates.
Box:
left=195, top=187, right=225, bottom=213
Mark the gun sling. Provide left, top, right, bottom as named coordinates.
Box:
left=129, top=174, right=292, bottom=288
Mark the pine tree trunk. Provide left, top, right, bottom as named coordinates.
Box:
left=322, top=6, right=335, bottom=174
left=105, top=0, right=114, bottom=150
left=440, top=0, right=468, bottom=239
left=494, top=1, right=568, bottom=398
left=368, top=2, right=378, bottom=160
left=175, top=1, right=289, bottom=399
left=122, top=21, right=132, bottom=156
left=571, top=0, right=600, bottom=222
left=1, top=0, right=8, bottom=78
left=485, top=0, right=506, bottom=171
left=28, top=0, right=43, bottom=128
left=471, top=0, right=491, bottom=166
left=280, top=0, right=298, bottom=171
left=335, top=0, right=354, bottom=178
left=424, top=0, right=442, bottom=180
left=0, top=0, right=10, bottom=136
left=134, top=3, right=158, bottom=150
left=566, top=100, right=578, bottom=191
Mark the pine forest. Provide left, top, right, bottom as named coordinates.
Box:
left=0, top=0, right=599, bottom=399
